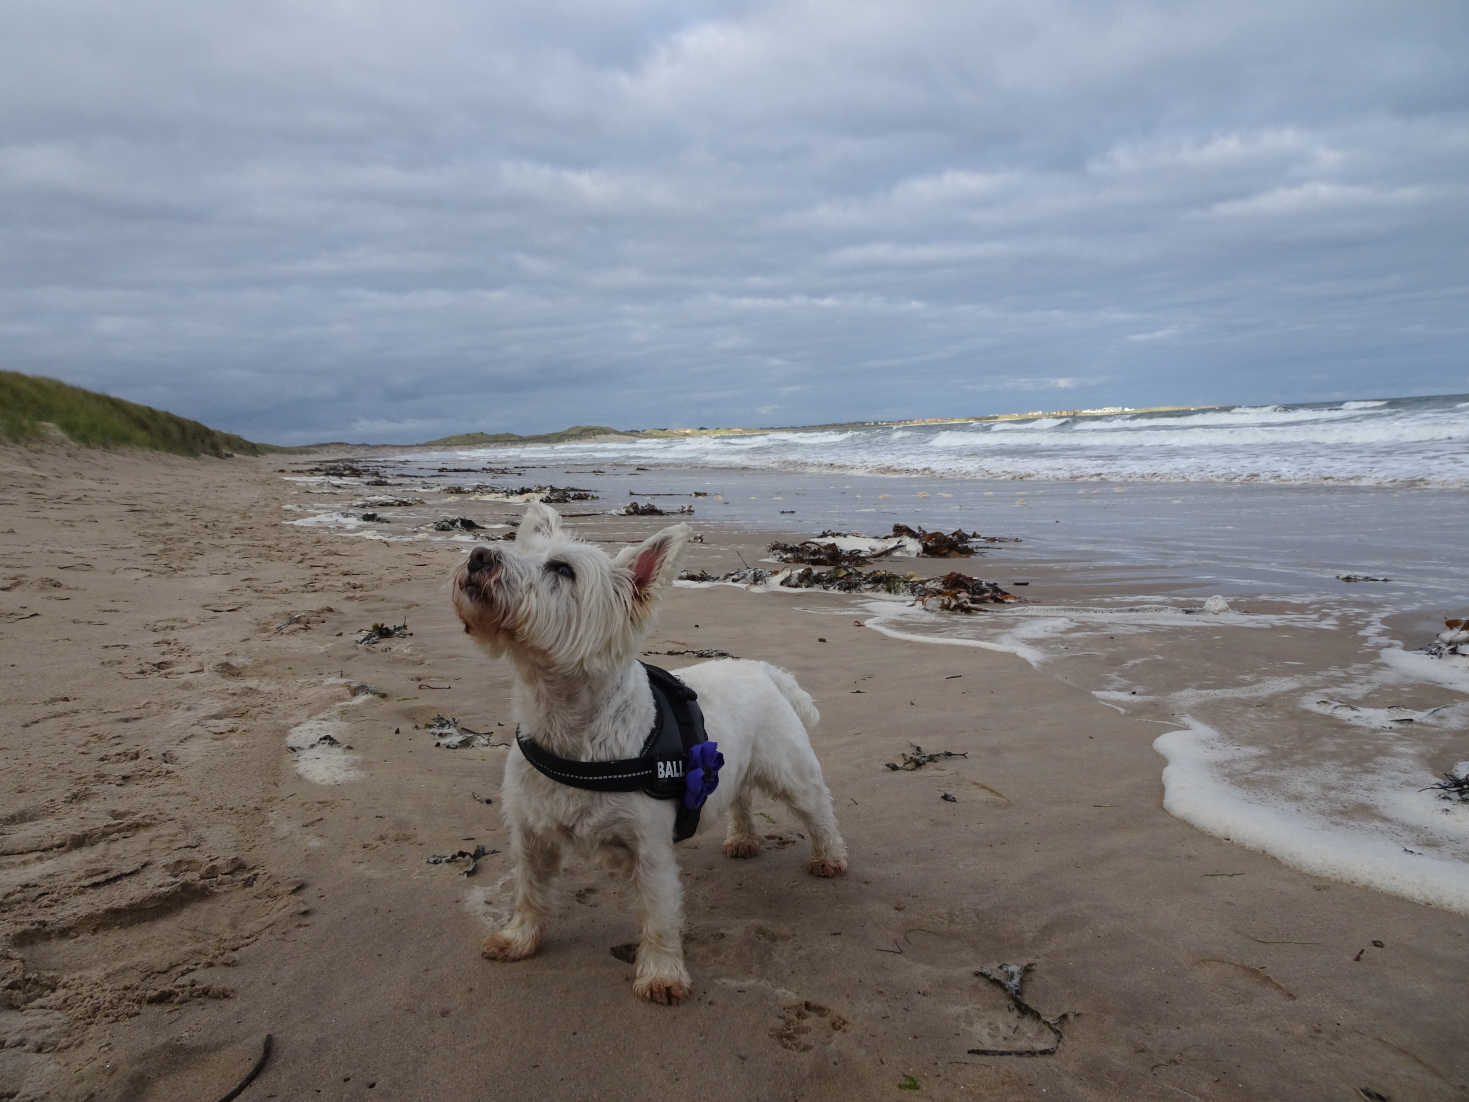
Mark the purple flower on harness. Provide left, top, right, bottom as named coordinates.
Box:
left=683, top=741, right=724, bottom=810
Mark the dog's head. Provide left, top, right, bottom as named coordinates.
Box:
left=452, top=501, right=690, bottom=673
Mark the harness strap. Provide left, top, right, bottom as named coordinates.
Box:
left=514, top=663, right=717, bottom=842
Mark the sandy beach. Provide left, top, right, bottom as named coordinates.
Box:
left=3, top=444, right=1467, bottom=1101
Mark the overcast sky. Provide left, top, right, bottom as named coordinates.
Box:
left=3, top=1, right=1467, bottom=443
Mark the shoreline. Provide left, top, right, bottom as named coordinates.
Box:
left=2, top=445, right=1467, bottom=1100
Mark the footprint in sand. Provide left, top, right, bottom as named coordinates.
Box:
left=770, top=1000, right=849, bottom=1052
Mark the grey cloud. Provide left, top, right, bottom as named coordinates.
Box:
left=2, top=1, right=1466, bottom=443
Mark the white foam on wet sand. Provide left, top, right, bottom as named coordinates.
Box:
left=286, top=716, right=361, bottom=785
left=1155, top=717, right=1469, bottom=915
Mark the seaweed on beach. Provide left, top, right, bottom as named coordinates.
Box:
left=785, top=524, right=1021, bottom=563
left=443, top=483, right=596, bottom=502
left=621, top=501, right=694, bottom=516
left=891, top=524, right=976, bottom=557
left=530, top=486, right=598, bottom=503
left=292, top=459, right=398, bottom=481
left=781, top=565, right=914, bottom=594
left=915, top=571, right=1021, bottom=612
left=1421, top=770, right=1469, bottom=802
left=356, top=621, right=411, bottom=645
left=357, top=496, right=424, bottom=508
left=781, top=565, right=1018, bottom=610
left=426, top=844, right=497, bottom=876
left=968, top=962, right=1070, bottom=1057
left=768, top=540, right=887, bottom=567
left=893, top=523, right=1022, bottom=554
left=885, top=744, right=969, bottom=771
left=682, top=561, right=1016, bottom=609
left=1424, top=617, right=1468, bottom=658
left=433, top=516, right=481, bottom=531
left=425, top=714, right=504, bottom=749
left=443, top=483, right=496, bottom=495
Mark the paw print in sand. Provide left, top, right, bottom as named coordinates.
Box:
left=770, top=1000, right=848, bottom=1052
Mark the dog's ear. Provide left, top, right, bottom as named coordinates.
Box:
left=614, top=523, right=690, bottom=615
left=516, top=501, right=563, bottom=547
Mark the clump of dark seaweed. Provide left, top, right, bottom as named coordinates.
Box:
left=424, top=714, right=503, bottom=749
left=442, top=483, right=596, bottom=502
left=781, top=565, right=913, bottom=594
left=296, top=460, right=373, bottom=479
left=1424, top=616, right=1468, bottom=659
left=890, top=523, right=1022, bottom=555
left=621, top=501, right=694, bottom=516
left=782, top=524, right=1022, bottom=564
left=913, top=571, right=1019, bottom=612
left=357, top=496, right=424, bottom=508
left=768, top=540, right=878, bottom=567
left=682, top=562, right=1016, bottom=609
left=885, top=744, right=969, bottom=771
left=532, top=486, right=597, bottom=503
left=780, top=566, right=1017, bottom=610
left=356, top=621, right=411, bottom=645
left=433, top=516, right=481, bottom=531
left=426, top=844, right=497, bottom=876
left=1421, top=770, right=1469, bottom=802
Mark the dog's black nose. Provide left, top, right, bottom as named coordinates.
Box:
left=467, top=545, right=499, bottom=576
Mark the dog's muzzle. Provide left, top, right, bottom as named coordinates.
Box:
left=459, top=545, right=502, bottom=602
left=467, top=545, right=500, bottom=578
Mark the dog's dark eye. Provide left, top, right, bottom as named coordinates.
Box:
left=546, top=560, right=575, bottom=581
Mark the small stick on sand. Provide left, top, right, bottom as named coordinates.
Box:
left=214, top=1033, right=273, bottom=1102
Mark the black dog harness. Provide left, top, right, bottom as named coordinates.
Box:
left=514, top=663, right=721, bottom=842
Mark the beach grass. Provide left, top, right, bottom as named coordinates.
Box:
left=0, top=370, right=276, bottom=457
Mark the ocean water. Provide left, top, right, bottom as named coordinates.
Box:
left=293, top=393, right=1469, bottom=913
left=413, top=391, right=1469, bottom=488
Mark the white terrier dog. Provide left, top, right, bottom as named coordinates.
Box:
left=451, top=502, right=847, bottom=1004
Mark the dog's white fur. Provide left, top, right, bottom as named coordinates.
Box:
left=451, top=502, right=847, bottom=1004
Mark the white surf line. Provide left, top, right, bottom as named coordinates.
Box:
left=861, top=613, right=1049, bottom=668
left=1154, top=716, right=1469, bottom=916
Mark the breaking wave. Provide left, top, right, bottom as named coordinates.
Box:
left=415, top=393, right=1469, bottom=489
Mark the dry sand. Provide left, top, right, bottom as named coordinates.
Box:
left=1, top=444, right=1466, bottom=1101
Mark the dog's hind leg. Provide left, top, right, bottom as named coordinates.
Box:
left=630, top=842, right=692, bottom=1004
left=721, top=787, right=762, bottom=859
left=769, top=748, right=848, bottom=878
left=482, top=829, right=560, bottom=962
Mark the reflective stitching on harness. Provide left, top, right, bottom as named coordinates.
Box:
left=533, top=763, right=653, bottom=782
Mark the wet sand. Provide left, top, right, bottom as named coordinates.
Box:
left=2, top=444, right=1466, bottom=1101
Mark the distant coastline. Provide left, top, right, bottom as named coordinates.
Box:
left=415, top=403, right=1231, bottom=449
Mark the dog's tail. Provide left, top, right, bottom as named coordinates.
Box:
left=762, top=663, right=820, bottom=731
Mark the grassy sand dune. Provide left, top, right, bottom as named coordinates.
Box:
left=0, top=370, right=272, bottom=458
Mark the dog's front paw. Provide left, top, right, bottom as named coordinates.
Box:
left=481, top=927, right=540, bottom=961
left=807, top=855, right=848, bottom=878
left=633, top=973, right=692, bottom=1005
left=722, top=834, right=762, bottom=859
